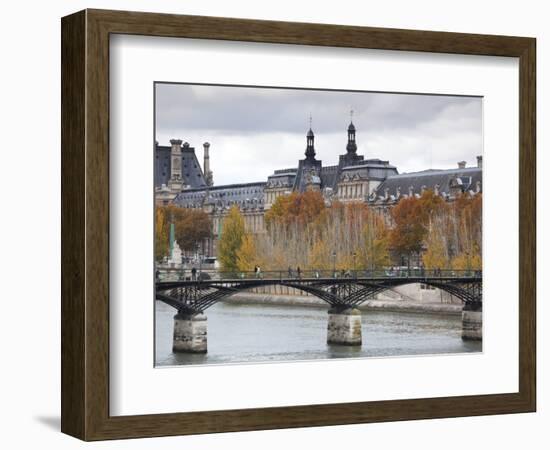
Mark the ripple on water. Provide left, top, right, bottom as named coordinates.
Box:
left=154, top=299, right=481, bottom=367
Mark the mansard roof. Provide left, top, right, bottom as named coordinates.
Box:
left=154, top=145, right=171, bottom=188
left=374, top=166, right=482, bottom=200
left=334, top=159, right=398, bottom=189
left=266, top=168, right=297, bottom=188
left=174, top=182, right=266, bottom=210
left=292, top=158, right=322, bottom=192
left=154, top=143, right=207, bottom=190
left=319, top=165, right=339, bottom=191
left=181, top=145, right=207, bottom=188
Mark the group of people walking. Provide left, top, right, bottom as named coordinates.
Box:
left=287, top=266, right=304, bottom=279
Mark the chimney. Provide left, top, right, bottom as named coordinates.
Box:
left=170, top=138, right=182, bottom=152
left=477, top=155, right=483, bottom=168
left=203, top=142, right=213, bottom=186
left=168, top=139, right=183, bottom=191
left=458, top=161, right=466, bottom=169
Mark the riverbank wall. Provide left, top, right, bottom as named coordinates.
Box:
left=226, top=292, right=463, bottom=315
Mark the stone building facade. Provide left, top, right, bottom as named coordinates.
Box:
left=155, top=120, right=482, bottom=259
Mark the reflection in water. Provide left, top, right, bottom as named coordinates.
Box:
left=155, top=299, right=481, bottom=367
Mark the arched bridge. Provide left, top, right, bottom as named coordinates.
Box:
left=156, top=269, right=482, bottom=317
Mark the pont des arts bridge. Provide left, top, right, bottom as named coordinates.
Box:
left=155, top=269, right=482, bottom=353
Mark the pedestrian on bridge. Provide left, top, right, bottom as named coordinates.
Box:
left=191, top=267, right=197, bottom=281
left=288, top=266, right=293, bottom=278
left=297, top=266, right=302, bottom=279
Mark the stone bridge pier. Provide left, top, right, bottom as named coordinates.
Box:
left=327, top=307, right=362, bottom=346
left=172, top=312, right=208, bottom=353
left=461, top=303, right=482, bottom=341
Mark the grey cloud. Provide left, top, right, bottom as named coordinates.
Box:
left=155, top=83, right=482, bottom=184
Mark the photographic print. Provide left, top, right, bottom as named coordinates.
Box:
left=154, top=83, right=483, bottom=367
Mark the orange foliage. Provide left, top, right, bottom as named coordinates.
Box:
left=389, top=190, right=447, bottom=262
left=265, top=190, right=326, bottom=227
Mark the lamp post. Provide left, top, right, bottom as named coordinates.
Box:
left=196, top=242, right=203, bottom=282
left=352, top=252, right=357, bottom=278
left=332, top=251, right=337, bottom=278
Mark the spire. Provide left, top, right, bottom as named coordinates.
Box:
left=348, top=109, right=356, bottom=131
left=305, top=115, right=316, bottom=160
left=346, top=109, right=357, bottom=154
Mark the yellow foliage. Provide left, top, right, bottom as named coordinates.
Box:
left=308, top=239, right=331, bottom=270
left=422, top=222, right=449, bottom=269
left=154, top=207, right=169, bottom=261
left=451, top=252, right=482, bottom=271
left=236, top=234, right=263, bottom=272
left=218, top=206, right=246, bottom=272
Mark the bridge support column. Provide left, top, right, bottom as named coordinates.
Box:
left=462, top=303, right=482, bottom=341
left=173, top=313, right=207, bottom=353
left=327, top=307, right=362, bottom=346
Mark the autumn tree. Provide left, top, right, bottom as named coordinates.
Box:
left=448, top=193, right=482, bottom=270
left=359, top=212, right=390, bottom=269
left=308, top=239, right=331, bottom=270
left=218, top=205, right=246, bottom=272
left=389, top=197, right=426, bottom=266
left=157, top=205, right=212, bottom=253
left=154, top=207, right=170, bottom=261
left=236, top=233, right=263, bottom=271
left=422, top=218, right=449, bottom=269
left=174, top=209, right=212, bottom=252
left=265, top=190, right=326, bottom=228
left=389, top=190, right=446, bottom=267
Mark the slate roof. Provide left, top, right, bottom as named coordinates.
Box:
left=174, top=182, right=266, bottom=210
left=154, top=146, right=171, bottom=187
left=181, top=144, right=207, bottom=188
left=154, top=143, right=207, bottom=189
left=320, top=165, right=339, bottom=190
left=266, top=168, right=297, bottom=188
left=340, top=161, right=398, bottom=180
left=374, top=166, right=482, bottom=199
left=293, top=159, right=322, bottom=192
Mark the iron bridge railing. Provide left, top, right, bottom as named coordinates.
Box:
left=157, top=268, right=481, bottom=283
left=155, top=268, right=482, bottom=317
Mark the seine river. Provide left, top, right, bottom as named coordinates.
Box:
left=155, top=299, right=481, bottom=366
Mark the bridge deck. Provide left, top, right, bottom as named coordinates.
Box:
left=158, top=275, right=482, bottom=289
left=156, top=270, right=482, bottom=315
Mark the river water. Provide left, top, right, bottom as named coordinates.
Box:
left=155, top=299, right=481, bottom=367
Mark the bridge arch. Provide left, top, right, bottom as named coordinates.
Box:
left=156, top=276, right=481, bottom=316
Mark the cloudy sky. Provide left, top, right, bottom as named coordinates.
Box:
left=155, top=83, right=482, bottom=186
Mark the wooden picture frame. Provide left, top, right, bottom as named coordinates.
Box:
left=61, top=9, right=536, bottom=441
